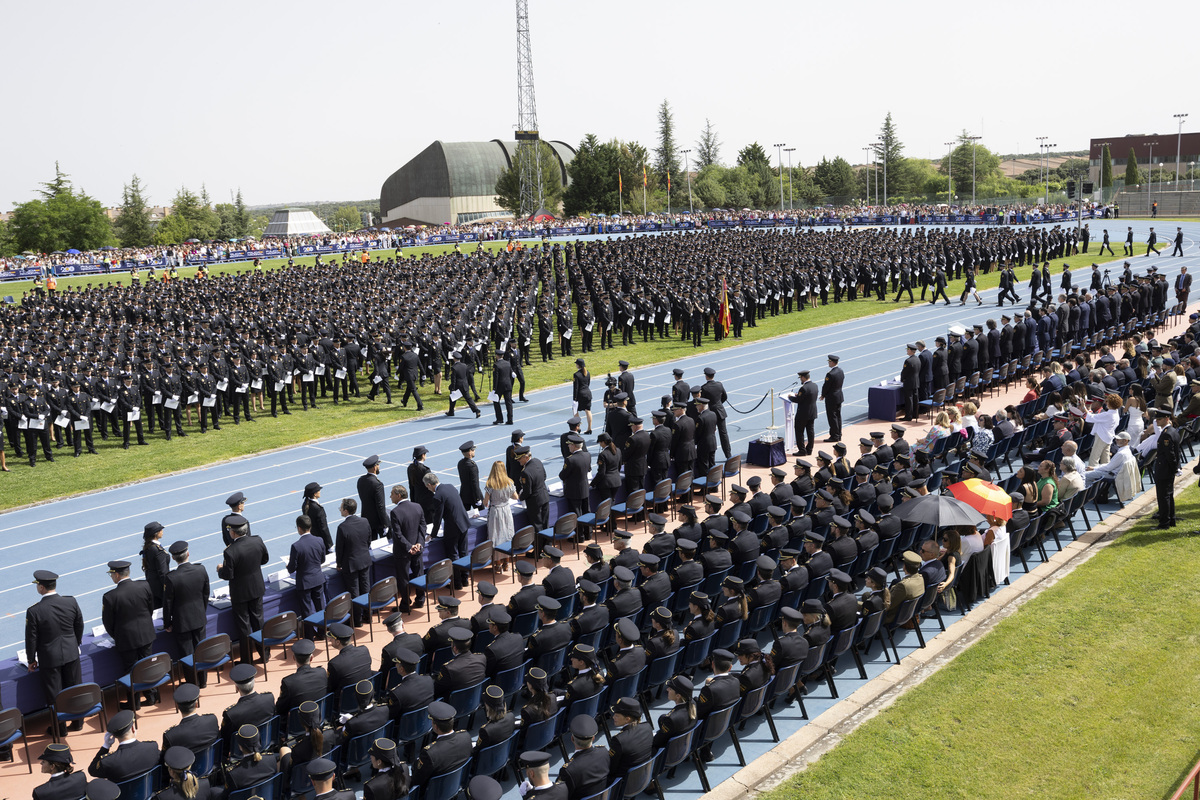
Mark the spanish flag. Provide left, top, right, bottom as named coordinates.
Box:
left=643, top=166, right=647, bottom=187
left=719, top=277, right=732, bottom=334
left=619, top=169, right=622, bottom=194
left=667, top=169, right=671, bottom=193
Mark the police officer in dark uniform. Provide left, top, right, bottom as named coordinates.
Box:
left=560, top=714, right=609, bottom=800
left=1155, top=408, right=1181, bottom=528
left=216, top=514, right=269, bottom=664
left=820, top=354, right=844, bottom=442
left=275, top=639, right=328, bottom=718
left=25, top=569, right=84, bottom=727
left=33, top=742, right=87, bottom=800
left=100, top=560, right=156, bottom=684
left=163, top=540, right=210, bottom=676
left=412, top=701, right=472, bottom=785
left=162, top=683, right=219, bottom=754
left=700, top=367, right=731, bottom=459
left=435, top=628, right=486, bottom=698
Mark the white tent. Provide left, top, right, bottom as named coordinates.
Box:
left=263, top=208, right=331, bottom=236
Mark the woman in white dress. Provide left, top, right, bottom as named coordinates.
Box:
left=483, top=460, right=517, bottom=555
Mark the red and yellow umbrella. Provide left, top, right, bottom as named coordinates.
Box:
left=948, top=478, right=1012, bottom=521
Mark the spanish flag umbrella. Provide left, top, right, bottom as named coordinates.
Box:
left=948, top=478, right=1013, bottom=521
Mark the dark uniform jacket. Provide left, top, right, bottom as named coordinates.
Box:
left=217, top=535, right=269, bottom=603
left=221, top=691, right=275, bottom=742
left=162, top=712, right=220, bottom=753
left=560, top=746, right=611, bottom=800
left=101, top=578, right=156, bottom=653
left=275, top=663, right=329, bottom=716
left=88, top=739, right=161, bottom=782
left=434, top=651, right=487, bottom=698
left=163, top=562, right=210, bottom=634
left=327, top=644, right=373, bottom=696
left=389, top=672, right=435, bottom=718
left=25, top=592, right=83, bottom=670
left=412, top=731, right=473, bottom=786
left=32, top=771, right=88, bottom=800
left=608, top=722, right=654, bottom=781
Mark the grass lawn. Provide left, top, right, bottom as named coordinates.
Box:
left=0, top=237, right=1149, bottom=510
left=761, top=483, right=1200, bottom=800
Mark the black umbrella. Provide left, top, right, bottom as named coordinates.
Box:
left=892, top=493, right=986, bottom=528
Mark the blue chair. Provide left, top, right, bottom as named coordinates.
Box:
left=714, top=619, right=743, bottom=652
left=768, top=660, right=803, bottom=712
left=50, top=683, right=106, bottom=743
left=882, top=597, right=920, bottom=664
left=495, top=526, right=537, bottom=578
left=652, top=722, right=701, bottom=796
left=512, top=609, right=540, bottom=639
left=612, top=490, right=647, bottom=534
left=595, top=575, right=614, bottom=604
left=394, top=704, right=432, bottom=759
left=746, top=602, right=778, bottom=636
left=748, top=514, right=769, bottom=535
left=426, top=762, right=473, bottom=800
left=452, top=543, right=495, bottom=600
left=254, top=715, right=280, bottom=753
left=0, top=708, right=31, bottom=774
left=823, top=620, right=862, bottom=698
left=342, top=720, right=393, bottom=771
left=565, top=690, right=604, bottom=724
left=649, top=479, right=673, bottom=517
left=117, top=652, right=174, bottom=717
left=670, top=581, right=701, bottom=618
left=721, top=456, right=742, bottom=497
left=286, top=693, right=331, bottom=739
left=447, top=678, right=488, bottom=727
left=540, top=513, right=579, bottom=557
left=855, top=610, right=887, bottom=672
left=680, top=631, right=716, bottom=677
left=250, top=611, right=298, bottom=676
left=693, top=702, right=743, bottom=790
left=304, top=592, right=352, bottom=660
left=227, top=772, right=283, bottom=800
left=192, top=738, right=224, bottom=779
left=603, top=666, right=646, bottom=721
left=472, top=730, right=518, bottom=780
left=919, top=388, right=946, bottom=421
left=639, top=651, right=682, bottom=717
left=577, top=499, right=613, bottom=542
left=620, top=755, right=657, bottom=799
left=580, top=778, right=621, bottom=800
left=289, top=743, right=341, bottom=798
left=537, top=644, right=568, bottom=676
left=337, top=672, right=381, bottom=715
left=518, top=706, right=568, bottom=763
left=552, top=592, right=579, bottom=620
left=692, top=465, right=722, bottom=498
left=671, top=471, right=694, bottom=516
left=699, top=567, right=731, bottom=596
left=115, top=765, right=160, bottom=800
left=410, top=561, right=453, bottom=620
left=736, top=559, right=757, bottom=583
left=178, top=633, right=232, bottom=687
left=430, top=646, right=454, bottom=674
left=734, top=676, right=778, bottom=742
left=352, top=576, right=399, bottom=641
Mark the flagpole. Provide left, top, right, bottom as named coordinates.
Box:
left=619, top=170, right=623, bottom=217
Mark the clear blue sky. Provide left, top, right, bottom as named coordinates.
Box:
left=4, top=0, right=1189, bottom=208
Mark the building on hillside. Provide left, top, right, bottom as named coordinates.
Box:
left=263, top=208, right=332, bottom=236
left=1089, top=133, right=1200, bottom=186
left=379, top=139, right=575, bottom=227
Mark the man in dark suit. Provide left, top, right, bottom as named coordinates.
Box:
left=788, top=369, right=818, bottom=456
left=217, top=515, right=269, bottom=664
left=88, top=710, right=160, bottom=782
left=559, top=433, right=591, bottom=517
left=162, top=683, right=220, bottom=755
left=275, top=639, right=328, bottom=717
left=426, top=473, right=471, bottom=587
left=918, top=539, right=948, bottom=588
left=820, top=355, right=844, bottom=442
left=669, top=401, right=696, bottom=478
left=434, top=628, right=487, bottom=698
left=327, top=623, right=373, bottom=701
left=1175, top=265, right=1191, bottom=306
left=25, top=569, right=83, bottom=725
left=622, top=417, right=651, bottom=496
left=492, top=348, right=515, bottom=425
left=412, top=702, right=473, bottom=786
left=901, top=344, right=921, bottom=421
left=358, top=455, right=388, bottom=540
left=220, top=663, right=275, bottom=746
left=335, top=499, right=374, bottom=626
left=1155, top=409, right=1181, bottom=528
left=101, top=561, right=155, bottom=679
left=289, top=515, right=328, bottom=617
left=700, top=367, right=732, bottom=459
left=388, top=484, right=426, bottom=614
left=560, top=715, right=610, bottom=800
left=162, top=541, right=210, bottom=685
left=516, top=446, right=550, bottom=535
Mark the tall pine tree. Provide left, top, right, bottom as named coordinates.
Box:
left=115, top=174, right=153, bottom=247
left=653, top=100, right=681, bottom=187
left=1124, top=147, right=1142, bottom=185
left=695, top=119, right=722, bottom=168
left=1100, top=145, right=1113, bottom=188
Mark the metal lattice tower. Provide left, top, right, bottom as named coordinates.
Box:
left=515, top=0, right=543, bottom=219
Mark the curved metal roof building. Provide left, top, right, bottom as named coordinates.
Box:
left=380, top=139, right=575, bottom=227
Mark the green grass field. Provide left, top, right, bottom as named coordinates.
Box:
left=0, top=237, right=1150, bottom=510
left=760, top=482, right=1200, bottom=800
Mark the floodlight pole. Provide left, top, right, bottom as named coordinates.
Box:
left=785, top=148, right=795, bottom=211
left=945, top=142, right=955, bottom=205
left=1175, top=113, right=1189, bottom=184
left=774, top=143, right=786, bottom=213
left=966, top=135, right=982, bottom=206
left=682, top=149, right=693, bottom=213
left=1146, top=141, right=1158, bottom=213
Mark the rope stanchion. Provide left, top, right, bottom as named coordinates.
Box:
left=725, top=391, right=771, bottom=415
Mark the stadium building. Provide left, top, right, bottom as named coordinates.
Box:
left=379, top=139, right=575, bottom=227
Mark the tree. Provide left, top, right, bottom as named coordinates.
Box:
left=1100, top=144, right=1113, bottom=188
left=695, top=119, right=722, bottom=168
left=329, top=205, right=362, bottom=232
left=812, top=157, right=856, bottom=198
left=693, top=165, right=728, bottom=209
left=6, top=164, right=113, bottom=253
left=114, top=174, right=154, bottom=247
left=494, top=140, right=565, bottom=218
left=736, top=142, right=769, bottom=169
left=564, top=134, right=620, bottom=217
left=234, top=190, right=251, bottom=237
left=872, top=112, right=905, bottom=201
left=653, top=100, right=681, bottom=186
left=1124, top=147, right=1142, bottom=186
left=939, top=132, right=1002, bottom=196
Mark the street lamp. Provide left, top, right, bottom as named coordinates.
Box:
left=1176, top=113, right=1185, bottom=183
left=870, top=141, right=885, bottom=205
left=773, top=143, right=786, bottom=213
left=1192, top=161, right=1196, bottom=192
left=1036, top=136, right=1048, bottom=201
left=681, top=149, right=693, bottom=213
left=784, top=148, right=795, bottom=211
left=966, top=135, right=982, bottom=206
left=1044, top=142, right=1056, bottom=204
left=944, top=141, right=955, bottom=205
left=1146, top=140, right=1159, bottom=212
left=862, top=146, right=874, bottom=205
